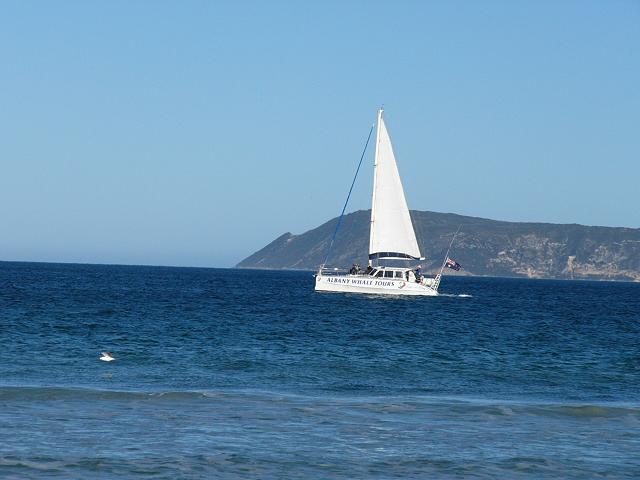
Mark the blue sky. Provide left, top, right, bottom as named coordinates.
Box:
left=1, top=1, right=638, bottom=267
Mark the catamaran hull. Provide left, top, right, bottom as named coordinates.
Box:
left=314, top=275, right=438, bottom=296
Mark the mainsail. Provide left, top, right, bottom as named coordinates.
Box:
left=369, top=109, right=422, bottom=261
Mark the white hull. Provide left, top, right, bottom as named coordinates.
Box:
left=315, top=274, right=438, bottom=296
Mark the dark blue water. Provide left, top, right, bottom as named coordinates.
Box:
left=1, top=262, right=639, bottom=478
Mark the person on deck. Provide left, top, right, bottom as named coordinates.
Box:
left=415, top=265, right=422, bottom=282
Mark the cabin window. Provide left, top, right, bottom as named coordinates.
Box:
left=375, top=271, right=383, bottom=277
left=384, top=271, right=394, bottom=278
left=395, top=271, right=404, bottom=278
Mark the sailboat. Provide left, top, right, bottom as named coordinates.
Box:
left=315, top=108, right=447, bottom=296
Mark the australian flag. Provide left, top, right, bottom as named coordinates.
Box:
left=445, top=258, right=462, bottom=271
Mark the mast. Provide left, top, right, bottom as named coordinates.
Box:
left=368, top=108, right=384, bottom=266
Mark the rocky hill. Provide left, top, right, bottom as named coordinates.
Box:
left=237, top=210, right=640, bottom=281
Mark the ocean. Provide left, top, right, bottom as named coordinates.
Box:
left=1, top=261, right=639, bottom=478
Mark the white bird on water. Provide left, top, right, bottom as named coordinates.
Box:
left=100, top=352, right=115, bottom=362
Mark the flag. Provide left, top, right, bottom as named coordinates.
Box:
left=445, top=258, right=462, bottom=271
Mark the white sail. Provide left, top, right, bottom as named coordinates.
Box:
left=369, top=109, right=422, bottom=261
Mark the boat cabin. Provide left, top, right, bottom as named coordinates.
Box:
left=364, top=266, right=416, bottom=281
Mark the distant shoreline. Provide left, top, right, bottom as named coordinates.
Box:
left=2, top=260, right=639, bottom=283
left=234, top=265, right=640, bottom=284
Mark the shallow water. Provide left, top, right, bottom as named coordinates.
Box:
left=1, top=262, right=639, bottom=478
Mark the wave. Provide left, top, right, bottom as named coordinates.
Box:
left=0, top=386, right=210, bottom=402
left=2, top=385, right=638, bottom=419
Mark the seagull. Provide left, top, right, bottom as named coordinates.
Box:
left=100, top=352, right=115, bottom=362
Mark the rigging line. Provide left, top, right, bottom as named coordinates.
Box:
left=321, top=124, right=375, bottom=269
left=434, top=225, right=462, bottom=292
left=443, top=225, right=462, bottom=265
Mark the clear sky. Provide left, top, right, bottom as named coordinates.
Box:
left=1, top=1, right=638, bottom=267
